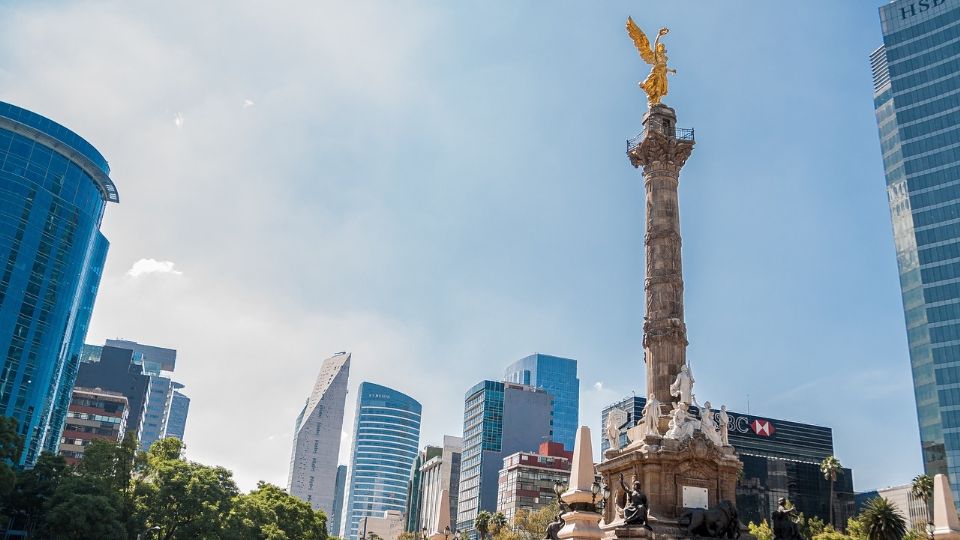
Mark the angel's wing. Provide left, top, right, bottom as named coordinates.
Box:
left=626, top=17, right=656, bottom=65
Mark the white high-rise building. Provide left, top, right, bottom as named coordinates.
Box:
left=287, top=352, right=351, bottom=514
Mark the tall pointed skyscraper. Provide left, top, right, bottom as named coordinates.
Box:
left=287, top=352, right=351, bottom=514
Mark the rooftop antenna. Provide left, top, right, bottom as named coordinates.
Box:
left=747, top=393, right=750, bottom=415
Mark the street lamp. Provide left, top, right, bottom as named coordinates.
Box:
left=136, top=526, right=161, bottom=540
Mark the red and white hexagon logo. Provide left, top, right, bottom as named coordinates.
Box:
left=750, top=419, right=775, bottom=437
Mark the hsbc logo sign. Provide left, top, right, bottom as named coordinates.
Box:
left=710, top=412, right=776, bottom=439
left=750, top=419, right=775, bottom=437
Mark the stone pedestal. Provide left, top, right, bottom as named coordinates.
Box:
left=559, top=426, right=603, bottom=540
left=597, top=432, right=740, bottom=524
left=933, top=474, right=960, bottom=540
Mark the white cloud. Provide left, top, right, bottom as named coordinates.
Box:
left=593, top=381, right=603, bottom=391
left=126, top=258, right=183, bottom=278
left=173, top=111, right=184, bottom=128
left=242, top=99, right=255, bottom=108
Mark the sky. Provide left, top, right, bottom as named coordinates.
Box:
left=0, top=1, right=918, bottom=493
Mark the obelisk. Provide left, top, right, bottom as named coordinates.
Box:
left=629, top=105, right=694, bottom=406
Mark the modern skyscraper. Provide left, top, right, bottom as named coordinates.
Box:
left=58, top=387, right=128, bottom=465
left=342, top=382, right=422, bottom=540
left=163, top=384, right=190, bottom=440
left=871, top=0, right=960, bottom=499
left=74, top=345, right=150, bottom=440
left=0, top=101, right=118, bottom=465
left=332, top=465, right=349, bottom=538
left=288, top=352, right=351, bottom=514
left=457, top=381, right=552, bottom=536
left=503, top=353, right=579, bottom=451
left=104, top=339, right=182, bottom=450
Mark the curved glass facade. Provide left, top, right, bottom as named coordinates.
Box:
left=342, top=382, right=422, bottom=540
left=0, top=101, right=116, bottom=465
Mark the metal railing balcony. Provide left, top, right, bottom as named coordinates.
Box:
left=627, top=125, right=695, bottom=152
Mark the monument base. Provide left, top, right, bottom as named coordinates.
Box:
left=602, top=518, right=756, bottom=540
left=598, top=431, right=741, bottom=523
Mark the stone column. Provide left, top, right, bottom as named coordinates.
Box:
left=559, top=426, right=603, bottom=540
left=628, top=104, right=695, bottom=406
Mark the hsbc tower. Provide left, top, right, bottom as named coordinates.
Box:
left=601, top=396, right=856, bottom=527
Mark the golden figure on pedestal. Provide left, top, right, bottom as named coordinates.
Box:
left=626, top=16, right=675, bottom=106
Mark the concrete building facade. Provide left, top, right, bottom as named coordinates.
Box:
left=74, top=345, right=149, bottom=440
left=418, top=436, right=463, bottom=534
left=58, top=387, right=128, bottom=465
left=496, top=441, right=571, bottom=524
left=287, top=352, right=351, bottom=515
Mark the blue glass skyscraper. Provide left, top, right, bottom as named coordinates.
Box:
left=503, top=353, right=579, bottom=450
left=342, top=382, right=422, bottom=540
left=873, top=0, right=960, bottom=500
left=0, top=101, right=118, bottom=465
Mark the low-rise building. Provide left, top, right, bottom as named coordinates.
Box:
left=361, top=510, right=405, bottom=540
left=496, top=441, right=572, bottom=524
left=58, top=387, right=128, bottom=465
left=874, top=484, right=930, bottom=531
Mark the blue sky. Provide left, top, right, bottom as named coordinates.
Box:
left=0, top=1, right=916, bottom=491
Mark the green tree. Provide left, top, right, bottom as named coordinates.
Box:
left=821, top=456, right=843, bottom=527
left=847, top=516, right=869, bottom=540
left=903, top=529, right=927, bottom=540
left=911, top=474, right=934, bottom=526
left=42, top=476, right=126, bottom=539
left=0, top=416, right=23, bottom=505
left=859, top=497, right=907, bottom=540
left=6, top=452, right=68, bottom=533
left=134, top=438, right=239, bottom=540
left=475, top=510, right=492, bottom=540
left=748, top=520, right=774, bottom=540
left=495, top=503, right=560, bottom=540
left=225, top=481, right=327, bottom=539
left=806, top=516, right=828, bottom=538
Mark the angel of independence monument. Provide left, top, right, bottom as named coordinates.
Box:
left=594, top=18, right=743, bottom=540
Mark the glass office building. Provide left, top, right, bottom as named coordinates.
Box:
left=342, top=382, right=422, bottom=540
left=872, top=0, right=960, bottom=498
left=457, top=381, right=552, bottom=537
left=0, top=101, right=118, bottom=465
left=503, top=353, right=579, bottom=451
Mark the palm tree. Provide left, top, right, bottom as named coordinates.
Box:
left=820, top=455, right=842, bottom=527
left=912, top=474, right=934, bottom=528
left=490, top=512, right=507, bottom=537
left=860, top=497, right=908, bottom=540
left=475, top=510, right=492, bottom=540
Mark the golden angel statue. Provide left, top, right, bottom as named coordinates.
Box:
left=626, top=17, right=675, bottom=107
